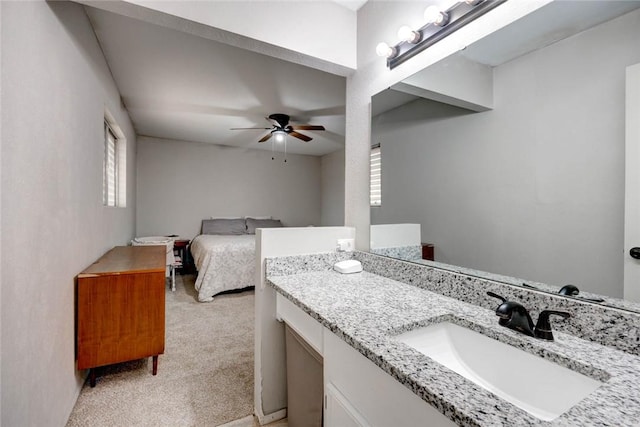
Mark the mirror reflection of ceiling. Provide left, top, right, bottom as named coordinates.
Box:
left=372, top=0, right=640, bottom=117
left=462, top=0, right=640, bottom=67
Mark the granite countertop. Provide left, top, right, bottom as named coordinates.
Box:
left=268, top=270, right=640, bottom=427
left=412, top=258, right=640, bottom=313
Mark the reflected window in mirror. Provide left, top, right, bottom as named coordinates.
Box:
left=370, top=144, right=381, bottom=207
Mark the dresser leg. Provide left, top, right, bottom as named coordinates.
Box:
left=89, top=368, right=96, bottom=388
left=152, top=355, right=158, bottom=375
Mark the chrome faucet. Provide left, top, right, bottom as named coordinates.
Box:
left=487, top=292, right=570, bottom=341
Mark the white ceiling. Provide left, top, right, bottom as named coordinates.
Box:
left=85, top=6, right=347, bottom=156
left=88, top=1, right=640, bottom=154
left=462, top=0, right=640, bottom=66
left=332, top=0, right=368, bottom=12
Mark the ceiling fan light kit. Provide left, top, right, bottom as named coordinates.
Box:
left=273, top=130, right=287, bottom=144
left=376, top=0, right=508, bottom=69
left=271, top=130, right=288, bottom=162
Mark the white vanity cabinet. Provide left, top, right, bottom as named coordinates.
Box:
left=324, top=383, right=368, bottom=427
left=276, top=294, right=323, bottom=354
left=275, top=293, right=456, bottom=427
left=324, top=330, right=456, bottom=427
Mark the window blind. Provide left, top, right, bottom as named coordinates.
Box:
left=104, top=122, right=118, bottom=207
left=370, top=144, right=381, bottom=207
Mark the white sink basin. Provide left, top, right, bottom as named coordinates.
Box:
left=394, top=322, right=603, bottom=421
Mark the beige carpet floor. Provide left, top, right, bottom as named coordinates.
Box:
left=66, top=274, right=255, bottom=426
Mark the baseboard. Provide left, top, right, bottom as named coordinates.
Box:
left=256, top=408, right=287, bottom=425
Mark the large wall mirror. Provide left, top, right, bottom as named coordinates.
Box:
left=370, top=1, right=640, bottom=312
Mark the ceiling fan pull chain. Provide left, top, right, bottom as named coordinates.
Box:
left=284, top=137, right=287, bottom=163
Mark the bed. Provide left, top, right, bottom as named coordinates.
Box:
left=191, top=217, right=283, bottom=302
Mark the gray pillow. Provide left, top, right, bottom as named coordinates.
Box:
left=202, top=218, right=246, bottom=235
left=246, top=218, right=283, bottom=234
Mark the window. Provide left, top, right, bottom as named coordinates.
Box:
left=370, top=144, right=381, bottom=207
left=103, top=121, right=118, bottom=206
left=103, top=113, right=126, bottom=207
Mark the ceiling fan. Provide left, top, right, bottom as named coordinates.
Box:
left=231, top=113, right=325, bottom=143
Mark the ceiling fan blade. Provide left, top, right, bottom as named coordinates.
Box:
left=258, top=133, right=273, bottom=143
left=230, top=127, right=272, bottom=130
left=289, top=131, right=312, bottom=142
left=291, top=125, right=325, bottom=131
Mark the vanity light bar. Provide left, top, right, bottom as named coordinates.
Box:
left=382, top=0, right=508, bottom=70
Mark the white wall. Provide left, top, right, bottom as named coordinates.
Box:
left=254, top=226, right=356, bottom=423
left=397, top=53, right=494, bottom=112
left=136, top=137, right=322, bottom=239
left=123, top=0, right=357, bottom=70
left=78, top=0, right=356, bottom=77
left=1, top=2, right=136, bottom=425
left=371, top=9, right=640, bottom=297
left=320, top=149, right=345, bottom=226
left=370, top=224, right=420, bottom=250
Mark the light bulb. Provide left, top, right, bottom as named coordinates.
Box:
left=465, top=0, right=484, bottom=5
left=376, top=42, right=397, bottom=58
left=274, top=131, right=286, bottom=143
left=423, top=6, right=439, bottom=23
left=397, top=26, right=420, bottom=44
left=424, top=5, right=449, bottom=27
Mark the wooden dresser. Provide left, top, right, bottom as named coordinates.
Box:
left=77, top=245, right=166, bottom=387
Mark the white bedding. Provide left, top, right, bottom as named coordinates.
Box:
left=190, top=234, right=256, bottom=302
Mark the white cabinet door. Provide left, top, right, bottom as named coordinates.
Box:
left=323, top=329, right=456, bottom=427
left=325, top=383, right=369, bottom=427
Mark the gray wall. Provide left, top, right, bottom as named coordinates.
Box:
left=320, top=149, right=345, bottom=226
left=372, top=9, right=640, bottom=297
left=136, top=137, right=324, bottom=239
left=1, top=2, right=137, bottom=425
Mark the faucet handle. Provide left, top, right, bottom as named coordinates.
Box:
left=534, top=310, right=571, bottom=341
left=487, top=291, right=516, bottom=321
left=486, top=292, right=535, bottom=336
left=558, top=284, right=579, bottom=296
left=557, top=285, right=605, bottom=303
left=487, top=291, right=506, bottom=303
left=486, top=291, right=510, bottom=322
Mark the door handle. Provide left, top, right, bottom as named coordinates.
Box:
left=631, top=247, right=640, bottom=259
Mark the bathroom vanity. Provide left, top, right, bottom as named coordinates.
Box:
left=267, top=252, right=640, bottom=426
